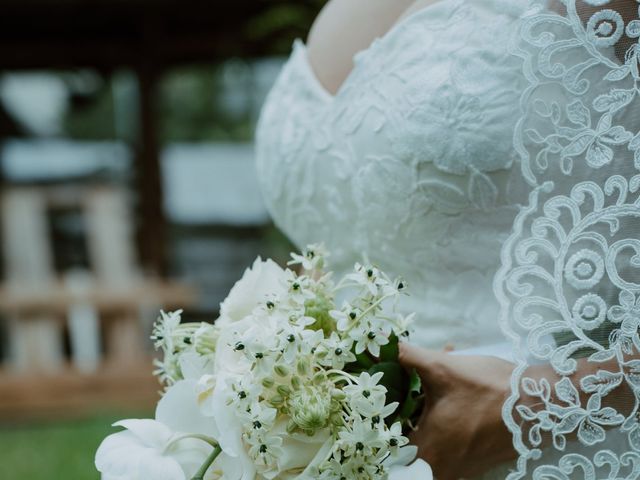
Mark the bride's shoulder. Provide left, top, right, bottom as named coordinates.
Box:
left=306, top=0, right=428, bottom=95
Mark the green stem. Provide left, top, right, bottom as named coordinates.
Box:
left=191, top=444, right=222, bottom=480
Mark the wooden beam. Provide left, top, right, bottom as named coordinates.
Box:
left=0, top=362, right=160, bottom=421
left=0, top=0, right=319, bottom=70
left=134, top=65, right=166, bottom=275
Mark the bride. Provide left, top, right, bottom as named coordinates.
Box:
left=256, top=0, right=640, bottom=479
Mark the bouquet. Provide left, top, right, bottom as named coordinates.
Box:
left=96, top=245, right=431, bottom=480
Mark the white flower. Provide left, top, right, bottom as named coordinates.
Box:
left=178, top=351, right=214, bottom=381
left=382, top=421, right=409, bottom=454
left=240, top=402, right=278, bottom=432
left=272, top=420, right=332, bottom=477
left=394, top=312, right=416, bottom=338
left=195, top=374, right=217, bottom=416
left=218, top=257, right=287, bottom=325
left=193, top=322, right=220, bottom=354
left=346, top=263, right=386, bottom=296
left=246, top=431, right=285, bottom=472
left=95, top=419, right=208, bottom=480
left=278, top=323, right=304, bottom=363
left=151, top=310, right=183, bottom=350
left=100, top=245, right=434, bottom=480
left=289, top=386, right=333, bottom=433
left=238, top=326, right=278, bottom=374
left=228, top=376, right=262, bottom=410
left=288, top=243, right=329, bottom=271
left=386, top=446, right=433, bottom=480
left=317, top=333, right=356, bottom=370
left=344, top=372, right=389, bottom=417
left=337, top=417, right=384, bottom=456
left=98, top=380, right=222, bottom=480
left=330, top=302, right=360, bottom=332
left=351, top=326, right=390, bottom=357
left=299, top=329, right=325, bottom=356
left=283, top=270, right=316, bottom=305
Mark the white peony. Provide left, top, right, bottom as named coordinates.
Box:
left=218, top=257, right=287, bottom=326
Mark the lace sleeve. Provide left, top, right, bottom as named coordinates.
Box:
left=496, top=1, right=640, bottom=477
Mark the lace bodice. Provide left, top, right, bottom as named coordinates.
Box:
left=255, top=0, right=530, bottom=350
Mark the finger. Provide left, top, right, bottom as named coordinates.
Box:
left=398, top=342, right=444, bottom=370
left=399, top=343, right=451, bottom=392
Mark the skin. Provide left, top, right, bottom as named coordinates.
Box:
left=398, top=343, right=518, bottom=480
left=307, top=0, right=438, bottom=95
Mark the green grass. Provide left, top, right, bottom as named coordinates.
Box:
left=0, top=413, right=151, bottom=480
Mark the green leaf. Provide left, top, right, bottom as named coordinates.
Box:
left=379, top=333, right=399, bottom=362
left=354, top=352, right=375, bottom=369
left=368, top=362, right=409, bottom=409
left=398, top=368, right=423, bottom=424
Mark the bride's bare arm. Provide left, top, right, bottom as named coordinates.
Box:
left=399, top=343, right=636, bottom=480
left=306, top=0, right=415, bottom=94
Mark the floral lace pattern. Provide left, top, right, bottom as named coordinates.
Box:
left=256, top=0, right=530, bottom=351
left=258, top=0, right=640, bottom=478
left=496, top=0, right=640, bottom=478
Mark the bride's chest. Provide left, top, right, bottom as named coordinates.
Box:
left=255, top=2, right=527, bottom=270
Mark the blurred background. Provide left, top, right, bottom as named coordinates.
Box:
left=0, top=0, right=323, bottom=477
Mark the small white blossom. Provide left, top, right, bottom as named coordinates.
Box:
left=318, top=333, right=356, bottom=370
left=241, top=402, right=278, bottom=432
left=246, top=431, right=284, bottom=471
left=338, top=417, right=384, bottom=457
left=330, top=302, right=360, bottom=332
left=351, top=327, right=390, bottom=357
left=151, top=310, right=183, bottom=350
left=346, top=263, right=387, bottom=296
left=288, top=243, right=329, bottom=271
left=344, top=372, right=389, bottom=417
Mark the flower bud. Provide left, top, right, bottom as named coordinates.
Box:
left=330, top=413, right=344, bottom=427
left=277, top=385, right=292, bottom=397
left=261, top=377, right=275, bottom=389
left=290, top=375, right=301, bottom=389
left=274, top=364, right=290, bottom=377
left=289, top=387, right=331, bottom=434
left=286, top=419, right=298, bottom=434
left=312, top=371, right=327, bottom=385
left=268, top=395, right=285, bottom=407
left=331, top=388, right=346, bottom=401
left=296, top=359, right=309, bottom=376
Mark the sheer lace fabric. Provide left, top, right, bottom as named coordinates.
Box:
left=496, top=1, right=640, bottom=478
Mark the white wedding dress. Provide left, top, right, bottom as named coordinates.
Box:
left=256, top=0, right=640, bottom=478
left=256, top=0, right=529, bottom=355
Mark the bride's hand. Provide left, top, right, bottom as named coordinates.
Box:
left=399, top=343, right=518, bottom=480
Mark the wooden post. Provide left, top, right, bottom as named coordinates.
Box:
left=135, top=65, right=166, bottom=277
left=1, top=188, right=64, bottom=373
left=85, top=187, right=144, bottom=366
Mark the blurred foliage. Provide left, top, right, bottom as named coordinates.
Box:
left=0, top=412, right=151, bottom=480
left=61, top=0, right=326, bottom=142
left=62, top=79, right=117, bottom=140
left=159, top=64, right=254, bottom=143
left=244, top=1, right=325, bottom=54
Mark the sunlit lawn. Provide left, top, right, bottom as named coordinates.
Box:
left=0, top=412, right=151, bottom=480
